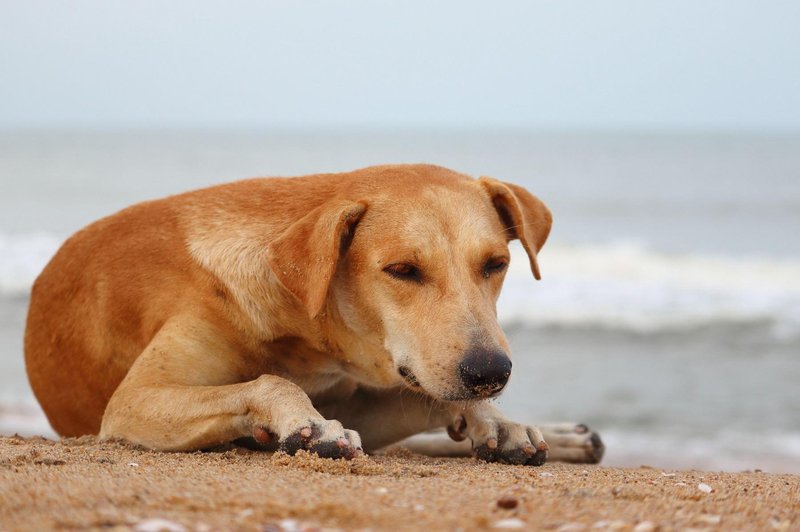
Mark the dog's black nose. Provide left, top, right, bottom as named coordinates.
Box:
left=458, top=348, right=512, bottom=397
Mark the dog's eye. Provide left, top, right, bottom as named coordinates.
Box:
left=384, top=263, right=422, bottom=283
left=483, top=257, right=508, bottom=278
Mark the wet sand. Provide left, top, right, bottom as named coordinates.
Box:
left=1, top=436, right=797, bottom=531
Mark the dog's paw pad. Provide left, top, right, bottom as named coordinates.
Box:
left=473, top=442, right=497, bottom=463
left=474, top=441, right=548, bottom=466
left=308, top=438, right=359, bottom=460
left=279, top=426, right=314, bottom=455
left=498, top=446, right=535, bottom=466
left=526, top=449, right=548, bottom=466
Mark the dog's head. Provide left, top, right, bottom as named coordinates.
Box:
left=267, top=165, right=551, bottom=401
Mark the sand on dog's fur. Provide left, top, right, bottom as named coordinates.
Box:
left=0, top=436, right=797, bottom=531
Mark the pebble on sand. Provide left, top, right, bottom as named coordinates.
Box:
left=496, top=495, right=519, bottom=509
left=134, top=518, right=186, bottom=532
left=493, top=517, right=526, bottom=529
left=697, top=483, right=713, bottom=493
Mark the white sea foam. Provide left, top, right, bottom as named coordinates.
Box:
left=0, top=232, right=62, bottom=297
left=600, top=429, right=800, bottom=474
left=500, top=241, right=800, bottom=333
left=0, top=396, right=55, bottom=438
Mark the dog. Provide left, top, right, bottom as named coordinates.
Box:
left=25, top=164, right=603, bottom=465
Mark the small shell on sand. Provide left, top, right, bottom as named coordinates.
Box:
left=493, top=518, right=526, bottom=529
left=135, top=518, right=185, bottom=532
left=592, top=520, right=628, bottom=530
left=696, top=514, right=722, bottom=525
left=556, top=523, right=586, bottom=531
left=698, top=483, right=713, bottom=493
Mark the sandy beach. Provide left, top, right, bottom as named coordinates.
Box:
left=1, top=436, right=797, bottom=531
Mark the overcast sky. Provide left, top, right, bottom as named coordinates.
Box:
left=1, top=1, right=799, bottom=130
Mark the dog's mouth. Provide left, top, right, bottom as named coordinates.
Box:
left=472, top=382, right=507, bottom=399
left=397, top=366, right=421, bottom=388
left=440, top=388, right=505, bottom=402
left=397, top=365, right=507, bottom=401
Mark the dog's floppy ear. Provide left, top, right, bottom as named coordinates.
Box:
left=267, top=200, right=367, bottom=319
left=479, top=176, right=552, bottom=280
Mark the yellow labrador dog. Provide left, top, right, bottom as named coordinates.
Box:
left=25, top=164, right=603, bottom=465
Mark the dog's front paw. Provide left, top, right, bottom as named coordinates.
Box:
left=282, top=420, right=363, bottom=459
left=255, top=419, right=363, bottom=459
left=539, top=423, right=604, bottom=464
left=449, top=414, right=549, bottom=466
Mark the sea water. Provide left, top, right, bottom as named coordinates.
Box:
left=1, top=130, right=798, bottom=473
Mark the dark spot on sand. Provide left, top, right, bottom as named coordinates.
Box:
left=34, top=458, right=66, bottom=466
left=497, top=495, right=518, bottom=509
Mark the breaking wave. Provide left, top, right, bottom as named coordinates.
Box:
left=0, top=232, right=62, bottom=297
left=3, top=232, right=800, bottom=336
left=499, top=241, right=800, bottom=336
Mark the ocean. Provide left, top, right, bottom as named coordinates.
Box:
left=1, top=130, right=798, bottom=473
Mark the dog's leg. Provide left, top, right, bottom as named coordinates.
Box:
left=320, top=389, right=548, bottom=464
left=388, top=422, right=604, bottom=464
left=320, top=388, right=581, bottom=465
left=99, top=318, right=361, bottom=457
left=316, top=387, right=451, bottom=452
left=318, top=386, right=604, bottom=464
left=444, top=401, right=550, bottom=466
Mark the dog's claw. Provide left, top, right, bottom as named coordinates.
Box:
left=252, top=425, right=274, bottom=444
left=447, top=415, right=468, bottom=442
left=522, top=443, right=536, bottom=456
